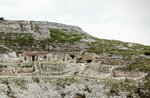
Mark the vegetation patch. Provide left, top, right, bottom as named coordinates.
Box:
left=13, top=78, right=27, bottom=90
left=50, top=28, right=83, bottom=43
left=126, top=58, right=150, bottom=72
left=138, top=79, right=150, bottom=97
left=0, top=17, right=4, bottom=21
left=88, top=38, right=150, bottom=59
left=0, top=28, right=85, bottom=52
left=75, top=93, right=86, bottom=98
left=54, top=77, right=77, bottom=87
left=41, top=62, right=66, bottom=74
left=87, top=39, right=121, bottom=53
left=32, top=77, right=40, bottom=83
left=0, top=32, right=36, bottom=51
left=0, top=47, right=9, bottom=53
left=21, top=62, right=33, bottom=68
left=104, top=79, right=137, bottom=97
left=1, top=79, right=16, bottom=98
left=1, top=79, right=9, bottom=84
left=84, top=86, right=92, bottom=93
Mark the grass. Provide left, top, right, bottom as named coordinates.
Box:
left=110, top=49, right=144, bottom=58
left=0, top=47, right=9, bottom=53
left=104, top=79, right=137, bottom=97
left=0, top=32, right=34, bottom=46
left=88, top=38, right=123, bottom=54
left=21, top=62, right=33, bottom=68
left=1, top=79, right=16, bottom=98
left=139, top=80, right=150, bottom=97
left=0, top=28, right=150, bottom=61
left=55, top=77, right=77, bottom=87
left=84, top=85, right=92, bottom=93
left=32, top=77, right=40, bottom=83
left=88, top=38, right=150, bottom=60
left=13, top=79, right=27, bottom=90
left=125, top=58, right=150, bottom=72
left=0, top=32, right=36, bottom=51
left=0, top=28, right=84, bottom=52
left=75, top=93, right=86, bottom=98
left=50, top=28, right=83, bottom=43
left=88, top=41, right=110, bottom=53
left=1, top=79, right=9, bottom=84
left=41, top=62, right=66, bottom=73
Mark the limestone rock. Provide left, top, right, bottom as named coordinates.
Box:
left=0, top=20, right=86, bottom=39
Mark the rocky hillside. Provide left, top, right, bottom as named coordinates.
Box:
left=1, top=19, right=150, bottom=71
left=0, top=19, right=93, bottom=52
left=0, top=19, right=150, bottom=98
left=0, top=19, right=86, bottom=39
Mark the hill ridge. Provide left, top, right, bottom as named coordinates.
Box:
left=0, top=19, right=86, bottom=39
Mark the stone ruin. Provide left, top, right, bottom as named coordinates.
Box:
left=22, top=51, right=49, bottom=61
left=19, top=51, right=101, bottom=63
left=112, top=69, right=145, bottom=78
left=0, top=50, right=129, bottom=76
left=0, top=64, right=35, bottom=76
left=75, top=53, right=99, bottom=63
left=110, top=68, right=148, bottom=81
left=17, top=51, right=76, bottom=62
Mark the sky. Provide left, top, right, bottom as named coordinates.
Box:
left=0, top=0, right=150, bottom=45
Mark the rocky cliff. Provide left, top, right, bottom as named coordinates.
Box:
left=0, top=20, right=86, bottom=39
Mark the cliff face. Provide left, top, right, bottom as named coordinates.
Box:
left=0, top=20, right=85, bottom=39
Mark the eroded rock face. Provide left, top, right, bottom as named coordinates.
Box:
left=0, top=20, right=85, bottom=39
left=0, top=51, right=20, bottom=63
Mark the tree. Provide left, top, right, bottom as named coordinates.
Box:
left=0, top=17, right=4, bottom=21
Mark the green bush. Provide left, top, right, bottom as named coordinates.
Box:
left=14, top=79, right=27, bottom=90
left=0, top=47, right=9, bottom=53
left=104, top=79, right=137, bottom=97
left=50, top=28, right=82, bottom=43
left=0, top=17, right=4, bottom=21
left=126, top=58, right=150, bottom=72
left=1, top=79, right=9, bottom=84
left=144, top=51, right=150, bottom=56
left=32, top=77, right=40, bottom=83
left=75, top=93, right=86, bottom=98
left=136, top=80, right=150, bottom=98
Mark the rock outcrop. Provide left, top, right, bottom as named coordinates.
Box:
left=0, top=20, right=86, bottom=39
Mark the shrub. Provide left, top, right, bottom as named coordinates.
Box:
left=75, top=93, right=86, bottom=98
left=126, top=58, right=150, bottom=72
left=14, top=79, right=27, bottom=90
left=0, top=47, right=9, bottom=53
left=50, top=28, right=82, bottom=43
left=104, top=79, right=137, bottom=97
left=32, top=77, right=40, bottom=83
left=144, top=51, right=150, bottom=56
left=1, top=79, right=9, bottom=84
left=0, top=17, right=4, bottom=21
left=136, top=80, right=150, bottom=98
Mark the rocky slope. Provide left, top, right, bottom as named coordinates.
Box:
left=0, top=19, right=150, bottom=98
left=0, top=19, right=87, bottom=39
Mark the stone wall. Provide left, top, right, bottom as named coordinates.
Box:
left=112, top=70, right=146, bottom=78
left=0, top=65, right=34, bottom=75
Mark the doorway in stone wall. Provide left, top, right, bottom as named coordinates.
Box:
left=70, top=54, right=75, bottom=59
left=86, top=60, right=92, bottom=63
left=32, top=56, right=35, bottom=61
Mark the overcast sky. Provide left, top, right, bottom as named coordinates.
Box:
left=0, top=0, right=150, bottom=45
